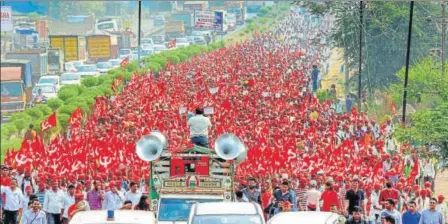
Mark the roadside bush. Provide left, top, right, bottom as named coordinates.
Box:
left=57, top=113, right=70, bottom=130
left=13, top=119, right=28, bottom=134
left=81, top=77, right=99, bottom=87
left=165, top=55, right=180, bottom=64
left=10, top=113, right=32, bottom=123
left=46, top=98, right=64, bottom=111
left=35, top=104, right=52, bottom=116
left=59, top=104, right=80, bottom=116
left=25, top=108, right=43, bottom=119
left=58, top=86, right=80, bottom=102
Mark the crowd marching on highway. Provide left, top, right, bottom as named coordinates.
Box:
left=1, top=7, right=447, bottom=224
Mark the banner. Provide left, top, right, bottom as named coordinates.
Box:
left=41, top=113, right=57, bottom=132
left=213, top=11, right=223, bottom=31
left=167, top=39, right=176, bottom=49
left=1, top=6, right=13, bottom=32
left=194, top=10, right=214, bottom=28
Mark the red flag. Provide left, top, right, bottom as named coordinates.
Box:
left=41, top=113, right=57, bottom=132
left=68, top=107, right=83, bottom=127
left=120, top=57, right=129, bottom=67
left=117, top=75, right=123, bottom=86
left=167, top=40, right=176, bottom=49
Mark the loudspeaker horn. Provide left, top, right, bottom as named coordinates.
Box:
left=214, top=133, right=245, bottom=161
left=136, top=131, right=167, bottom=162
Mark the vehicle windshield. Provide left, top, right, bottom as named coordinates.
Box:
left=1, top=82, right=23, bottom=97
left=77, top=65, right=97, bottom=72
left=96, top=62, right=112, bottom=69
left=65, top=63, right=75, bottom=70
left=176, top=38, right=188, bottom=43
left=72, top=61, right=83, bottom=68
left=154, top=46, right=166, bottom=51
left=158, top=198, right=223, bottom=221
left=192, top=215, right=263, bottom=224
left=119, top=49, right=131, bottom=55
left=39, top=78, right=57, bottom=84
left=33, top=85, right=55, bottom=94
left=61, top=73, right=80, bottom=81
left=109, top=60, right=121, bottom=66
left=141, top=39, right=153, bottom=45
left=97, top=22, right=114, bottom=30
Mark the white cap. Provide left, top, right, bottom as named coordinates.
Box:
left=310, top=180, right=317, bottom=186
left=281, top=173, right=289, bottom=180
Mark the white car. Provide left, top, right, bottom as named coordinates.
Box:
left=157, top=195, right=223, bottom=224
left=38, top=75, right=60, bottom=90
left=118, top=49, right=131, bottom=59
left=175, top=38, right=190, bottom=48
left=188, top=202, right=265, bottom=224
left=108, top=59, right=122, bottom=68
left=153, top=44, right=167, bottom=54
left=64, top=62, right=77, bottom=72
left=70, top=210, right=156, bottom=224
left=96, top=62, right=112, bottom=74
left=70, top=60, right=84, bottom=69
left=267, top=212, right=341, bottom=224
left=60, top=73, right=81, bottom=86
left=32, top=84, right=58, bottom=99
left=76, top=64, right=99, bottom=78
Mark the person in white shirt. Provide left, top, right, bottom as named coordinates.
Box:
left=61, top=185, right=76, bottom=224
left=103, top=182, right=123, bottom=210
left=22, top=199, right=46, bottom=224
left=422, top=159, right=435, bottom=191
left=22, top=185, right=34, bottom=214
left=44, top=180, right=64, bottom=224
left=304, top=180, right=321, bottom=211
left=0, top=179, right=24, bottom=224
left=187, top=108, right=212, bottom=148
left=124, top=182, right=142, bottom=206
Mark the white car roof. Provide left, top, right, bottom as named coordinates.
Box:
left=70, top=210, right=156, bottom=224
left=160, top=194, right=223, bottom=200
left=35, top=83, right=56, bottom=87
left=267, top=212, right=340, bottom=224
left=195, top=202, right=260, bottom=216
left=40, top=76, right=59, bottom=79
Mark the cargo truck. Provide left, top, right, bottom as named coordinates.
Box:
left=86, top=35, right=115, bottom=63
left=247, top=1, right=263, bottom=13
left=47, top=48, right=64, bottom=74
left=49, top=35, right=85, bottom=62
left=5, top=49, right=48, bottom=85
left=183, top=1, right=208, bottom=11
left=171, top=12, right=194, bottom=36
left=1, top=62, right=33, bottom=115
left=165, top=20, right=185, bottom=40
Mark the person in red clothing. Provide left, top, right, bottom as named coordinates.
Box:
left=320, top=181, right=339, bottom=211
left=68, top=192, right=90, bottom=221
left=378, top=181, right=399, bottom=209
left=260, top=182, right=272, bottom=221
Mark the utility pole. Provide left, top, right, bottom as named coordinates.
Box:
left=442, top=1, right=446, bottom=77
left=358, top=1, right=364, bottom=112
left=402, top=1, right=415, bottom=126
left=137, top=1, right=142, bottom=69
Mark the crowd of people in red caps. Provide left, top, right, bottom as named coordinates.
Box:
left=1, top=7, right=447, bottom=224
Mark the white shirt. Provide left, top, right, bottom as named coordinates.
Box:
left=436, top=203, right=448, bottom=224
left=124, top=191, right=142, bottom=206
left=0, top=186, right=24, bottom=211
left=187, top=115, right=212, bottom=138
left=423, top=162, right=435, bottom=178
left=103, top=191, right=123, bottom=210
left=304, top=188, right=321, bottom=211
left=62, top=194, right=75, bottom=218
left=44, top=189, right=64, bottom=214
left=23, top=195, right=31, bottom=213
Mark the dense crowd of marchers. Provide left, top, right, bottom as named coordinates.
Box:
left=1, top=7, right=447, bottom=224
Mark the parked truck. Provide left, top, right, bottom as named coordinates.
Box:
left=86, top=35, right=113, bottom=63
left=1, top=61, right=33, bottom=115
left=247, top=1, right=263, bottom=13
left=165, top=20, right=185, bottom=40
left=47, top=48, right=64, bottom=74
left=5, top=49, right=48, bottom=85
left=171, top=12, right=194, bottom=36
left=49, top=35, right=85, bottom=62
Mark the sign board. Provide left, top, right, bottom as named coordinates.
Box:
left=86, top=35, right=111, bottom=59
left=213, top=11, right=223, bottom=31
left=49, top=36, right=79, bottom=62
left=194, top=10, right=214, bottom=29
left=1, top=6, right=13, bottom=31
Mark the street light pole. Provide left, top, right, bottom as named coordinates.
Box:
left=358, top=1, right=364, bottom=112
left=402, top=1, right=415, bottom=126
left=442, top=1, right=446, bottom=77
left=137, top=1, right=142, bottom=69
